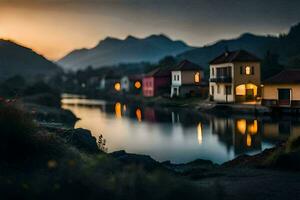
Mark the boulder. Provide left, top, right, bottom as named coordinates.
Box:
left=61, top=128, right=100, bottom=153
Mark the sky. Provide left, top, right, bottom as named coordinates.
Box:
left=0, top=0, right=300, bottom=61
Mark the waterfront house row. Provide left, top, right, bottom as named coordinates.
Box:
left=98, top=59, right=207, bottom=98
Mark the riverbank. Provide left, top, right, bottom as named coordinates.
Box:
left=75, top=92, right=272, bottom=116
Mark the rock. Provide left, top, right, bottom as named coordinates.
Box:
left=110, top=150, right=162, bottom=170
left=23, top=103, right=78, bottom=125
left=61, top=128, right=100, bottom=153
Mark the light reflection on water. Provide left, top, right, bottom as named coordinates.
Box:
left=62, top=98, right=300, bottom=164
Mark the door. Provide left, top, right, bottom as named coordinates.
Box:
left=278, top=89, right=291, bottom=106
left=246, top=89, right=254, bottom=100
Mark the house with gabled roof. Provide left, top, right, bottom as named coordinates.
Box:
left=142, top=67, right=171, bottom=97
left=209, top=50, right=261, bottom=103
left=262, top=69, right=300, bottom=107
left=170, top=60, right=206, bottom=97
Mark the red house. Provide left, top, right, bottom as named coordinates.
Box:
left=143, top=67, right=171, bottom=97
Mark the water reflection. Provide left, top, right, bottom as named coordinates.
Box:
left=197, top=123, right=203, bottom=144
left=62, top=98, right=299, bottom=164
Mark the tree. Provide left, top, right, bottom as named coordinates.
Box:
left=261, top=50, right=284, bottom=80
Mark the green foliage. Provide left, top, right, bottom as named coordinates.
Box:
left=261, top=50, right=284, bottom=80
left=263, top=136, right=300, bottom=170
left=0, top=75, right=26, bottom=97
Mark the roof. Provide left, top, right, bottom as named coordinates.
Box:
left=145, top=67, right=172, bottom=77
left=263, top=69, right=300, bottom=84
left=209, top=50, right=261, bottom=65
left=172, top=60, right=203, bottom=71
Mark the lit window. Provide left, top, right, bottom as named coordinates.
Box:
left=195, top=72, right=200, bottom=83
left=134, top=81, right=141, bottom=89
left=245, top=66, right=251, bottom=75
left=114, top=82, right=121, bottom=91
left=236, top=84, right=246, bottom=95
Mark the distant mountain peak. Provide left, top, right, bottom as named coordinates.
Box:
left=146, top=34, right=171, bottom=41
left=58, top=33, right=192, bottom=70
left=125, top=35, right=139, bottom=41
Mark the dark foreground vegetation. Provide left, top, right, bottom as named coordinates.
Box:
left=0, top=102, right=209, bottom=200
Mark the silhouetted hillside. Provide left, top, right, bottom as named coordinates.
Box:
left=58, top=34, right=192, bottom=71
left=178, top=23, right=300, bottom=70
left=0, top=40, right=61, bottom=81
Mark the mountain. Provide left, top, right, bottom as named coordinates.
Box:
left=58, top=34, right=193, bottom=71
left=178, top=23, right=300, bottom=70
left=0, top=40, right=61, bottom=81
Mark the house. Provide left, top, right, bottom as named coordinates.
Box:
left=121, top=75, right=143, bottom=94
left=143, top=67, right=171, bottom=97
left=170, top=60, right=206, bottom=98
left=262, top=69, right=300, bottom=108
left=209, top=50, right=261, bottom=103
left=98, top=73, right=121, bottom=92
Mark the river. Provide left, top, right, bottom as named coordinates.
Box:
left=62, top=97, right=300, bottom=164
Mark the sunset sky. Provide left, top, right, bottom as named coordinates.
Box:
left=0, top=0, right=300, bottom=61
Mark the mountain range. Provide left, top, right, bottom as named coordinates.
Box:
left=0, top=40, right=61, bottom=81
left=58, top=22, right=300, bottom=71
left=178, top=22, right=300, bottom=69
left=57, top=34, right=193, bottom=71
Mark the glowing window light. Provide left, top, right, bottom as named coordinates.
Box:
left=236, top=84, right=246, bottom=95
left=245, top=66, right=251, bottom=75
left=134, top=81, right=141, bottom=89
left=115, top=102, right=122, bottom=118
left=197, top=123, right=203, bottom=144
left=136, top=108, right=142, bottom=122
left=246, top=134, right=252, bottom=147
left=248, top=120, right=258, bottom=135
left=195, top=72, right=200, bottom=83
left=123, top=104, right=127, bottom=112
left=114, top=82, right=121, bottom=91
left=237, top=119, right=246, bottom=134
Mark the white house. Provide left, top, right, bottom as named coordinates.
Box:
left=170, top=60, right=205, bottom=98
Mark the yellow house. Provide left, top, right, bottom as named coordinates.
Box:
left=262, top=69, right=300, bottom=107
left=209, top=50, right=261, bottom=103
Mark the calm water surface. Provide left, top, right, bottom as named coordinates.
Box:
left=62, top=97, right=300, bottom=164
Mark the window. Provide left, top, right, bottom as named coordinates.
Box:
left=173, top=75, right=176, bottom=81
left=240, top=66, right=243, bottom=75
left=211, top=86, right=214, bottom=95
left=194, top=72, right=200, bottom=83
left=212, top=68, right=215, bottom=76
left=245, top=66, right=251, bottom=75
left=177, top=75, right=180, bottom=81
left=251, top=66, right=254, bottom=75
left=217, top=85, right=220, bottom=94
